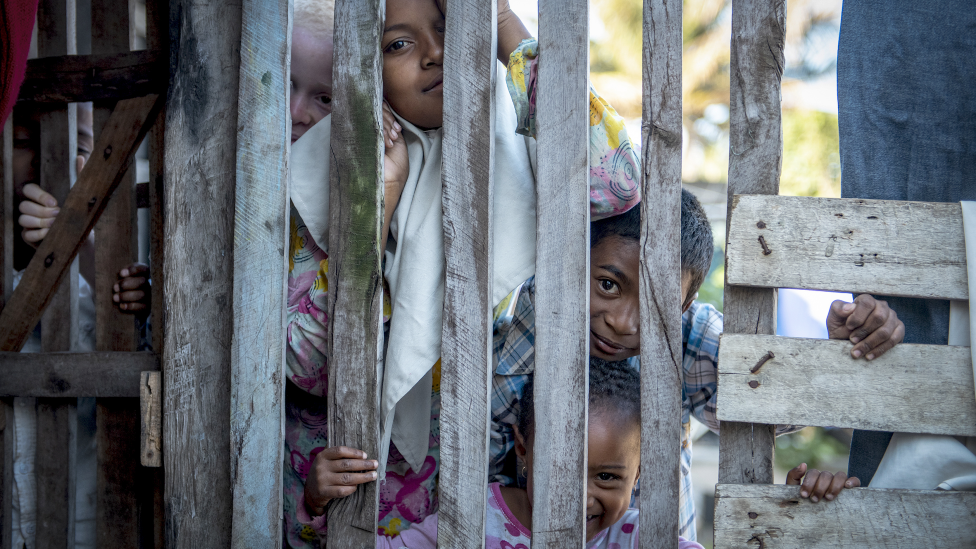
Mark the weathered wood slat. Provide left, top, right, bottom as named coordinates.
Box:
left=1, top=119, right=12, bottom=308
left=0, top=94, right=162, bottom=353
left=533, top=0, right=590, bottom=546
left=639, top=0, right=683, bottom=545
left=713, top=484, right=976, bottom=548
left=326, top=0, right=384, bottom=544
left=228, top=0, right=289, bottom=544
left=1, top=400, right=12, bottom=549
left=161, top=0, right=242, bottom=544
left=95, top=398, right=141, bottom=549
left=18, top=51, right=166, bottom=104
left=719, top=0, right=785, bottom=488
left=0, top=351, right=158, bottom=397
left=140, top=371, right=162, bottom=466
left=726, top=195, right=967, bottom=300
left=34, top=3, right=79, bottom=547
left=438, top=0, right=496, bottom=546
left=34, top=398, right=77, bottom=549
left=717, top=334, right=976, bottom=436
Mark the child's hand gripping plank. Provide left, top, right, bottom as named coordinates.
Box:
left=787, top=463, right=860, bottom=503
left=827, top=294, right=905, bottom=360
left=304, top=446, right=379, bottom=516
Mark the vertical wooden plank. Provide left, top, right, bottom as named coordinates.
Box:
left=437, top=0, right=496, bottom=546
left=161, top=0, right=242, bottom=545
left=35, top=1, right=79, bottom=547
left=326, top=0, right=383, bottom=544
left=719, top=0, right=785, bottom=487
left=533, top=0, right=590, bottom=546
left=34, top=399, right=77, bottom=549
left=1, top=400, right=12, bottom=549
left=92, top=0, right=139, bottom=353
left=639, top=0, right=683, bottom=546
left=89, top=2, right=142, bottom=547
left=228, top=0, right=289, bottom=545
left=0, top=121, right=11, bottom=549
left=140, top=371, right=162, bottom=467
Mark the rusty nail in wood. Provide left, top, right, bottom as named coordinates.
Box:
left=750, top=351, right=775, bottom=373
left=748, top=380, right=760, bottom=389
left=758, top=235, right=772, bottom=255
left=756, top=221, right=766, bottom=229
left=748, top=512, right=758, bottom=519
left=103, top=145, right=112, bottom=159
left=44, top=253, right=55, bottom=267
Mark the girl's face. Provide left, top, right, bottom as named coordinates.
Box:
left=290, top=26, right=334, bottom=143
left=381, top=0, right=445, bottom=129
left=518, top=410, right=641, bottom=542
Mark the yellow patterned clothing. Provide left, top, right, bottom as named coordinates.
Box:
left=506, top=38, right=641, bottom=220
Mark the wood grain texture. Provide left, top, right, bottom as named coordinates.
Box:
left=18, top=51, right=166, bottom=104
left=34, top=398, right=77, bottom=549
left=0, top=95, right=162, bottom=353
left=533, top=0, right=590, bottom=546
left=326, top=0, right=384, bottom=544
left=96, top=398, right=141, bottom=549
left=713, top=484, right=976, bottom=548
left=717, top=334, right=976, bottom=436
left=0, top=351, right=158, bottom=397
left=161, top=0, right=242, bottom=544
left=145, top=0, right=166, bottom=358
left=2, top=119, right=12, bottom=308
left=228, top=0, right=289, bottom=544
left=639, top=0, right=683, bottom=546
left=719, top=0, right=786, bottom=487
left=140, top=371, right=162, bottom=466
left=437, top=0, right=496, bottom=546
left=1, top=400, right=11, bottom=549
left=726, top=195, right=967, bottom=300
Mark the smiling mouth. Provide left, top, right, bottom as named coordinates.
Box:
left=591, top=331, right=630, bottom=355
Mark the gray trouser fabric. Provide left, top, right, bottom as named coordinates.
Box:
left=837, top=0, right=976, bottom=484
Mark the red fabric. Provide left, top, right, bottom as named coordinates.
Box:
left=1, top=0, right=39, bottom=126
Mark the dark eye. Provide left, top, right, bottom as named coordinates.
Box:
left=599, top=279, right=616, bottom=292
left=317, top=95, right=332, bottom=105
left=597, top=472, right=619, bottom=482
left=385, top=40, right=407, bottom=53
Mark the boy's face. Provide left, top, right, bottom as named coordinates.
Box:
left=589, top=236, right=696, bottom=360
left=517, top=411, right=640, bottom=542
left=290, top=26, right=334, bottom=143
left=382, top=0, right=444, bottom=130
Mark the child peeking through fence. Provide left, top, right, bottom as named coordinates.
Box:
left=304, top=357, right=859, bottom=548
left=488, top=189, right=906, bottom=541
left=284, top=0, right=641, bottom=543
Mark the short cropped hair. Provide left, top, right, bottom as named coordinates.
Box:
left=517, top=357, right=640, bottom=441
left=294, top=0, right=335, bottom=36
left=589, top=189, right=713, bottom=301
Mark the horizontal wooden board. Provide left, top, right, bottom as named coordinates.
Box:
left=714, top=483, right=976, bottom=548
left=19, top=51, right=166, bottom=103
left=717, top=334, right=976, bottom=436
left=726, top=195, right=967, bottom=300
left=0, top=352, right=158, bottom=397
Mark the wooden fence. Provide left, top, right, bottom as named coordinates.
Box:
left=8, top=0, right=968, bottom=547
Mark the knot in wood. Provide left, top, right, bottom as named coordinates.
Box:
left=103, top=145, right=113, bottom=159
left=44, top=253, right=55, bottom=267
left=756, top=221, right=766, bottom=229
left=748, top=512, right=758, bottom=519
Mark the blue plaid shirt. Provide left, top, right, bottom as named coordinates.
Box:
left=489, top=276, right=724, bottom=542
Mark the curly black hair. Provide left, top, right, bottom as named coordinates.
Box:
left=517, top=357, right=641, bottom=440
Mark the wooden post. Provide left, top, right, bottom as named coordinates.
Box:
left=161, top=0, right=242, bottom=544
left=533, top=0, right=590, bottom=546
left=438, top=0, right=496, bottom=546
left=228, top=0, right=290, bottom=545
left=326, top=0, right=384, bottom=544
left=88, top=1, right=142, bottom=546
left=639, top=0, right=683, bottom=545
left=35, top=0, right=79, bottom=546
left=719, top=0, right=786, bottom=488
left=0, top=118, right=12, bottom=549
